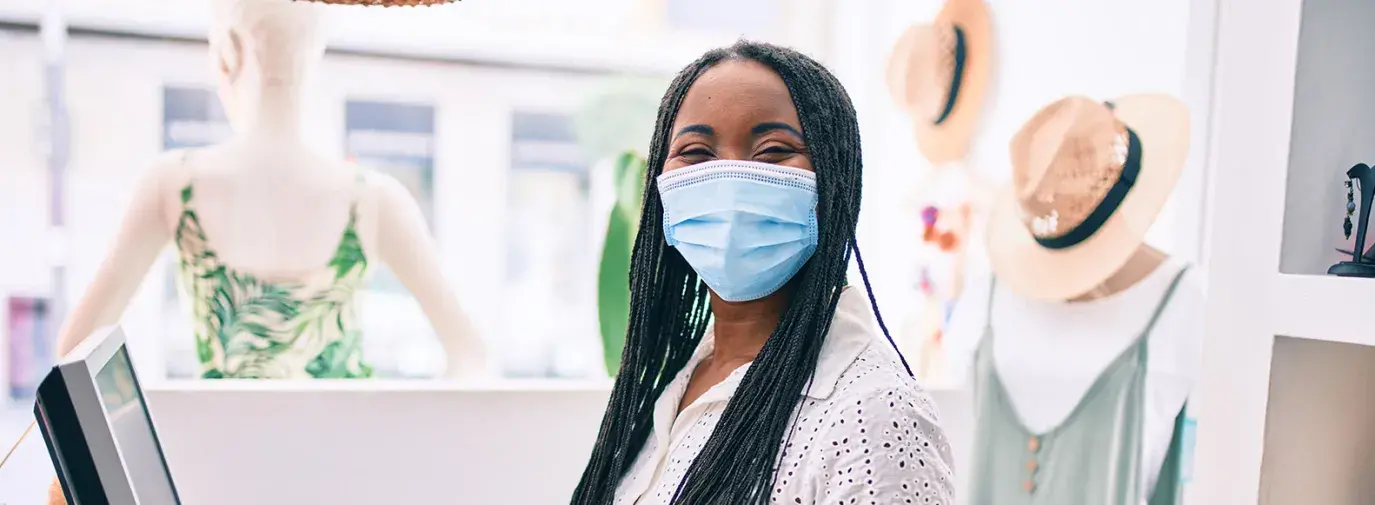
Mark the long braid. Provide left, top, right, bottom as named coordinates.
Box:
left=571, top=41, right=866, bottom=505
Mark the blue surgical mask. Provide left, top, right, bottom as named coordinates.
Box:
left=657, top=160, right=819, bottom=302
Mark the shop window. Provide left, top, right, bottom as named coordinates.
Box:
left=504, top=111, right=596, bottom=378
left=7, top=297, right=53, bottom=401
left=343, top=99, right=438, bottom=295
left=344, top=99, right=439, bottom=378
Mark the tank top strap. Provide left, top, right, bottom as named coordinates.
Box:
left=347, top=167, right=367, bottom=225
left=178, top=149, right=197, bottom=211
left=1135, top=264, right=1193, bottom=366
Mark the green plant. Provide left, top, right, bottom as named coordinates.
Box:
left=597, top=150, right=647, bottom=375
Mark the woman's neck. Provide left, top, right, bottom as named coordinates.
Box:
left=1069, top=244, right=1168, bottom=302
left=708, top=290, right=791, bottom=367
left=242, top=81, right=304, bottom=143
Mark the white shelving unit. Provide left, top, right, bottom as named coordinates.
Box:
left=1191, top=0, right=1375, bottom=503
left=1270, top=275, right=1375, bottom=346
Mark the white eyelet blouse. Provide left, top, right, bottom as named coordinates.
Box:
left=612, top=287, right=956, bottom=505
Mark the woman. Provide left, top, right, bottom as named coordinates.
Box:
left=572, top=41, right=955, bottom=505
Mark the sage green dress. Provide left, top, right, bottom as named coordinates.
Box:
left=968, top=267, right=1190, bottom=505
left=173, top=169, right=373, bottom=379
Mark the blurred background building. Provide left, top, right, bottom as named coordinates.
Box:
left=0, top=1, right=1209, bottom=500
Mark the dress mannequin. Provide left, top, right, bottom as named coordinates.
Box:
left=956, top=95, right=1198, bottom=505
left=948, top=245, right=1203, bottom=503
left=54, top=0, right=488, bottom=379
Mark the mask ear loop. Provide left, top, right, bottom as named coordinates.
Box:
left=851, top=237, right=914, bottom=377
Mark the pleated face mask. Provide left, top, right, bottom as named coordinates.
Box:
left=657, top=160, right=819, bottom=302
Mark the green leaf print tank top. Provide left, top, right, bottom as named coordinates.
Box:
left=968, top=266, right=1191, bottom=505
left=173, top=160, right=373, bottom=379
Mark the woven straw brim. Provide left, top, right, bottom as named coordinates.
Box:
left=911, top=0, right=994, bottom=165
left=986, top=93, right=1190, bottom=301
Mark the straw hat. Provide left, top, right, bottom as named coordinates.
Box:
left=885, top=0, right=994, bottom=165
left=291, top=0, right=455, bottom=5
left=987, top=94, right=1190, bottom=300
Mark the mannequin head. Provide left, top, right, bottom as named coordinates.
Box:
left=208, top=0, right=326, bottom=132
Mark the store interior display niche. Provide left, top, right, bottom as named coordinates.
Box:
left=1328, top=163, right=1375, bottom=276
left=1260, top=336, right=1375, bottom=505
left=1279, top=0, right=1375, bottom=276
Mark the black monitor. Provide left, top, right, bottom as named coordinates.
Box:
left=34, top=326, right=181, bottom=505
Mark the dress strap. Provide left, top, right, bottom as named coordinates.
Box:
left=973, top=275, right=998, bottom=366
left=983, top=276, right=997, bottom=331
left=1141, top=265, right=1191, bottom=337
left=1134, top=264, right=1192, bottom=367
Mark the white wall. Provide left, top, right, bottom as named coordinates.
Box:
left=1279, top=0, right=1375, bottom=275
left=0, top=31, right=47, bottom=403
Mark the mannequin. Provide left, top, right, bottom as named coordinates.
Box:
left=54, top=0, right=487, bottom=379
left=953, top=95, right=1199, bottom=505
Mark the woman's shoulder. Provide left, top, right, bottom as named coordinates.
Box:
left=826, top=344, right=944, bottom=426
left=788, top=346, right=956, bottom=504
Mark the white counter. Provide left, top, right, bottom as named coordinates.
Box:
left=144, top=380, right=613, bottom=505
left=131, top=380, right=971, bottom=505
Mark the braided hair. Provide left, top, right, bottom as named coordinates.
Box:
left=571, top=40, right=882, bottom=505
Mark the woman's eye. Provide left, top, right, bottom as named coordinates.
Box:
left=680, top=148, right=713, bottom=158
left=758, top=146, right=796, bottom=156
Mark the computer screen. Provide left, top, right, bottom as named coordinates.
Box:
left=37, top=326, right=181, bottom=505
left=93, top=346, right=178, bottom=504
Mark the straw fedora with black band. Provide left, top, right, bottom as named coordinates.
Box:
left=886, top=0, right=994, bottom=165
left=987, top=94, right=1190, bottom=301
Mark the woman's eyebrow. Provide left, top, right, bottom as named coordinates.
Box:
left=675, top=124, right=715, bottom=138
left=751, top=122, right=804, bottom=139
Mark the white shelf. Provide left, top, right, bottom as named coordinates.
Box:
left=1269, top=273, right=1375, bottom=346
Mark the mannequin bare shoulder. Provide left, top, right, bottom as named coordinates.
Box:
left=360, top=171, right=492, bottom=379
left=54, top=150, right=190, bottom=356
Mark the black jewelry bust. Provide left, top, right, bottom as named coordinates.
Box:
left=1328, top=163, right=1375, bottom=277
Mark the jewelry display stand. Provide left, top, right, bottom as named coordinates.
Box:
left=1328, top=163, right=1375, bottom=277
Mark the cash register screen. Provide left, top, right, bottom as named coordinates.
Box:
left=94, top=347, right=178, bottom=504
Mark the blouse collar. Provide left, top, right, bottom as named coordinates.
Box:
left=678, top=286, right=880, bottom=404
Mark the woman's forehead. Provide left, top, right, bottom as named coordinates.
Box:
left=673, top=60, right=801, bottom=131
